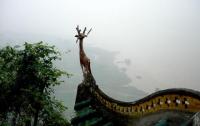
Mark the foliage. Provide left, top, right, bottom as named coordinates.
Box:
left=0, top=42, right=71, bottom=126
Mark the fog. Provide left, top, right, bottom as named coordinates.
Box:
left=0, top=0, right=200, bottom=93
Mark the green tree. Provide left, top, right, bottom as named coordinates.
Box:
left=0, top=42, right=71, bottom=126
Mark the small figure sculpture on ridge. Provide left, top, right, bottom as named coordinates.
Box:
left=75, top=25, right=92, bottom=77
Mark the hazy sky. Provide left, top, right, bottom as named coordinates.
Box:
left=0, top=0, right=200, bottom=93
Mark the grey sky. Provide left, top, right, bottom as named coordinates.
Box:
left=0, top=0, right=200, bottom=93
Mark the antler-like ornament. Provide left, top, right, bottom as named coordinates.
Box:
left=83, top=27, right=87, bottom=34
left=87, top=28, right=92, bottom=36
left=76, top=25, right=81, bottom=35
left=75, top=26, right=92, bottom=43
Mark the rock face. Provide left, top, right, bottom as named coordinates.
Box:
left=71, top=74, right=200, bottom=126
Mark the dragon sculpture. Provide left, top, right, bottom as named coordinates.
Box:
left=72, top=26, right=200, bottom=126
